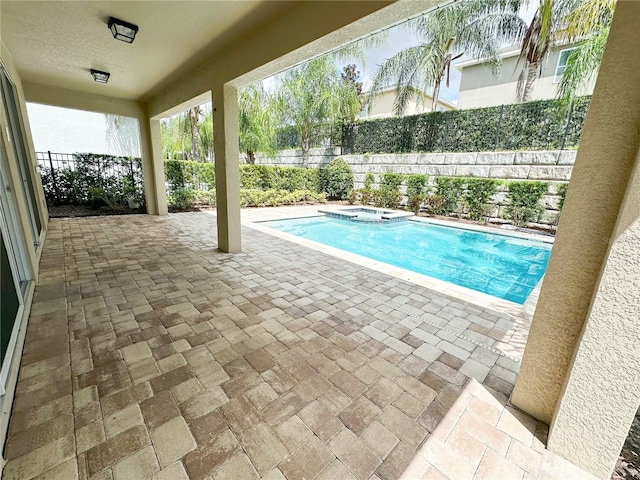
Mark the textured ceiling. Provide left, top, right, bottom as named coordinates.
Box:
left=0, top=1, right=293, bottom=100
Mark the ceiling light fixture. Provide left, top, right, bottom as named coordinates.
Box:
left=108, top=17, right=139, bottom=44
left=90, top=69, right=110, bottom=83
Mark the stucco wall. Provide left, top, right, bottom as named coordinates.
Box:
left=250, top=148, right=576, bottom=226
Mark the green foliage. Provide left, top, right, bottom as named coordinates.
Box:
left=372, top=173, right=405, bottom=209
left=239, top=165, right=321, bottom=193
left=505, top=181, right=549, bottom=227
left=434, top=177, right=464, bottom=215
left=464, top=179, right=499, bottom=221
left=161, top=104, right=213, bottom=161
left=363, top=172, right=375, bottom=190
left=321, top=158, right=354, bottom=200
left=167, top=187, right=197, bottom=210
left=277, top=57, right=361, bottom=157
left=556, top=182, right=569, bottom=210
left=239, top=85, right=279, bottom=163
left=39, top=153, right=145, bottom=208
left=164, top=160, right=216, bottom=189
left=343, top=96, right=591, bottom=154
left=406, top=174, right=428, bottom=214
left=423, top=194, right=444, bottom=215
left=239, top=189, right=326, bottom=207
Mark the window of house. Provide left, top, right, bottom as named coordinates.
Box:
left=554, top=48, right=577, bottom=83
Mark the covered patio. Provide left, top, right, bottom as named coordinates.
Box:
left=2, top=211, right=598, bottom=479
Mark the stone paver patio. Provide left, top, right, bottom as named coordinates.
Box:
left=2, top=210, right=598, bottom=480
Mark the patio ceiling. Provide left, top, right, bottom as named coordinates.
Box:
left=0, top=1, right=295, bottom=101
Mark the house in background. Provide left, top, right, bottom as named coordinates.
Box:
left=362, top=85, right=456, bottom=119
left=455, top=43, right=597, bottom=109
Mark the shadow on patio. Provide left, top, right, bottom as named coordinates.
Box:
left=2, top=212, right=598, bottom=480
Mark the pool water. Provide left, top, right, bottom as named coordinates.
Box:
left=261, top=216, right=552, bottom=304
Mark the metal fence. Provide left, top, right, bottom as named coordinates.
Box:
left=36, top=151, right=145, bottom=208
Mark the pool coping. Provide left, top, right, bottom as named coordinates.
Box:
left=240, top=207, right=551, bottom=321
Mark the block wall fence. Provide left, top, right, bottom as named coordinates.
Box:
left=245, top=147, right=577, bottom=227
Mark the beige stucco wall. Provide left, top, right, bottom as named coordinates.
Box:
left=457, top=46, right=596, bottom=109
left=512, top=3, right=640, bottom=477
left=0, top=38, right=45, bottom=459
left=366, top=89, right=454, bottom=118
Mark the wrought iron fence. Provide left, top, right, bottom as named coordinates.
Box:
left=36, top=151, right=145, bottom=208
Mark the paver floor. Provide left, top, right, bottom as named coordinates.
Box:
left=2, top=211, right=598, bottom=480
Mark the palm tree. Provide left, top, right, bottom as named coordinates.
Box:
left=239, top=84, right=279, bottom=164
left=555, top=0, right=615, bottom=104
left=277, top=56, right=361, bottom=163
left=371, top=0, right=527, bottom=114
left=515, top=0, right=581, bottom=102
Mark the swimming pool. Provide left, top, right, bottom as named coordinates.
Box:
left=260, top=215, right=552, bottom=304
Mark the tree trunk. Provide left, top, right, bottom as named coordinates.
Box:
left=301, top=133, right=310, bottom=167
left=188, top=108, right=201, bottom=161
left=432, top=76, right=442, bottom=112
left=522, top=62, right=540, bottom=102
left=247, top=151, right=255, bottom=165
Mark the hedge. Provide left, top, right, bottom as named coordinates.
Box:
left=342, top=96, right=591, bottom=154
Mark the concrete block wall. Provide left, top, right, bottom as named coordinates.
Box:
left=250, top=148, right=577, bottom=227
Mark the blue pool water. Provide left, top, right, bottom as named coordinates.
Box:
left=261, top=216, right=552, bottom=304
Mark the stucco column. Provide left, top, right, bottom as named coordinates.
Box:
left=512, top=2, right=640, bottom=478
left=212, top=83, right=241, bottom=253
left=139, top=117, right=167, bottom=215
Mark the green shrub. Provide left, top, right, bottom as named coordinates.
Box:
left=321, top=158, right=354, bottom=200
left=464, top=179, right=499, bottom=221
left=374, top=173, right=404, bottom=209
left=434, top=177, right=464, bottom=215
left=556, top=182, right=569, bottom=210
left=423, top=194, right=444, bottom=215
left=240, top=188, right=325, bottom=207
left=164, top=160, right=215, bottom=189
left=505, top=181, right=549, bottom=227
left=380, top=172, right=404, bottom=191
left=406, top=174, right=428, bottom=214
left=239, top=164, right=321, bottom=193
left=363, top=172, right=375, bottom=190
left=167, top=187, right=197, bottom=210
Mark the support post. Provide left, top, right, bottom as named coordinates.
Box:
left=139, top=117, right=167, bottom=216
left=212, top=83, right=241, bottom=253
left=512, top=2, right=640, bottom=478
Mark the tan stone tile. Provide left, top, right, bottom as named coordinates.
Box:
left=378, top=405, right=427, bottom=448
left=329, top=370, right=367, bottom=398
left=353, top=364, right=381, bottom=386
left=149, top=365, right=194, bottom=393
left=328, top=429, right=381, bottom=480
left=151, top=416, right=197, bottom=467
left=179, top=387, right=228, bottom=423
left=212, top=454, right=259, bottom=480
left=299, top=400, right=344, bottom=443
left=420, top=436, right=476, bottom=480
left=375, top=441, right=415, bottom=480
left=3, top=434, right=75, bottom=480
left=275, top=415, right=313, bottom=452
left=497, top=406, right=537, bottom=447
left=457, top=411, right=511, bottom=456
left=393, top=392, right=427, bottom=420
left=189, top=411, right=228, bottom=446
left=261, top=391, right=304, bottom=427
left=420, top=466, right=451, bottom=480
left=279, top=436, right=335, bottom=480
left=5, top=413, right=74, bottom=460
left=104, top=404, right=144, bottom=439
left=157, top=354, right=187, bottom=373
left=507, top=439, right=543, bottom=477
left=121, top=342, right=152, bottom=365
left=31, top=457, right=78, bottom=480
left=220, top=395, right=261, bottom=434
left=475, top=448, right=525, bottom=480
left=112, top=446, right=160, bottom=480
left=261, top=468, right=287, bottom=480
left=447, top=424, right=486, bottom=465
left=261, top=366, right=297, bottom=394
left=245, top=349, right=276, bottom=372
left=140, top=391, right=181, bottom=430
left=365, top=378, right=402, bottom=408
left=293, top=374, right=332, bottom=403
left=220, top=372, right=261, bottom=398
left=129, top=357, right=161, bottom=385
left=9, top=395, right=73, bottom=435
left=238, top=422, right=288, bottom=475
left=152, top=461, right=189, bottom=480
left=467, top=397, right=502, bottom=426
left=338, top=396, right=381, bottom=435
left=361, top=422, right=399, bottom=460
left=317, top=460, right=357, bottom=480
left=171, top=378, right=204, bottom=404
left=183, top=429, right=240, bottom=480
left=86, top=425, right=150, bottom=476
left=245, top=383, right=278, bottom=411
left=318, top=387, right=352, bottom=415
left=76, top=420, right=106, bottom=454
left=101, top=383, right=153, bottom=417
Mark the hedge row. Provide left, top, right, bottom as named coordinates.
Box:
left=342, top=97, right=591, bottom=154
